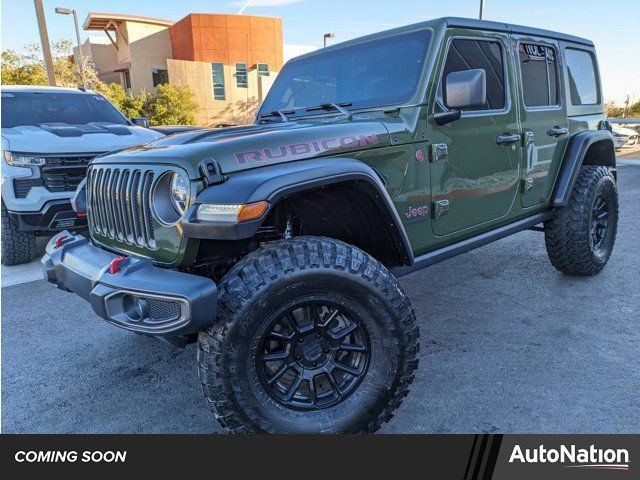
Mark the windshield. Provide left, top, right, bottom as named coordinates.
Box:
left=259, top=29, right=432, bottom=117
left=1, top=91, right=128, bottom=128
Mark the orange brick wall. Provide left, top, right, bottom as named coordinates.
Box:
left=169, top=14, right=283, bottom=71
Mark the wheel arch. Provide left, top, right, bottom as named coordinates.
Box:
left=184, top=158, right=413, bottom=267
left=551, top=130, right=616, bottom=207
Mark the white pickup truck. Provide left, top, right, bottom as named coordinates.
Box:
left=1, top=86, right=163, bottom=265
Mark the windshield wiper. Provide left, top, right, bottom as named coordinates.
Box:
left=258, top=109, right=293, bottom=122
left=304, top=102, right=353, bottom=120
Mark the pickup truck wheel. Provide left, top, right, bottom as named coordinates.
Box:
left=544, top=166, right=618, bottom=276
left=197, top=236, right=419, bottom=434
left=1, top=203, right=37, bottom=266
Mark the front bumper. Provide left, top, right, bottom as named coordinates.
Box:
left=41, top=231, right=217, bottom=338
left=8, top=199, right=87, bottom=233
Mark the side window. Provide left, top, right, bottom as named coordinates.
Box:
left=519, top=43, right=558, bottom=107
left=440, top=38, right=505, bottom=111
left=565, top=48, right=599, bottom=105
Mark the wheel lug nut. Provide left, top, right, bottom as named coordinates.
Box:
left=295, top=355, right=301, bottom=360
left=312, top=362, right=317, bottom=367
left=315, top=334, right=321, bottom=339
left=324, top=349, right=329, bottom=354
left=298, top=338, right=304, bottom=343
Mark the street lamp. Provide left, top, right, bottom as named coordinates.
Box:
left=55, top=6, right=86, bottom=88
left=323, top=33, right=335, bottom=48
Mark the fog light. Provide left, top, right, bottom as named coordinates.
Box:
left=196, top=201, right=268, bottom=223
left=122, top=294, right=149, bottom=322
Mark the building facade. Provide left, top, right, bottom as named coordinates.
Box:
left=79, top=13, right=283, bottom=126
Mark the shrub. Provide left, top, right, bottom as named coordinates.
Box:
left=142, top=84, right=198, bottom=126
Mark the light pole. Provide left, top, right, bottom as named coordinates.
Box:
left=479, top=0, right=485, bottom=19
left=34, top=0, right=56, bottom=85
left=55, top=6, right=86, bottom=88
left=323, top=33, right=335, bottom=48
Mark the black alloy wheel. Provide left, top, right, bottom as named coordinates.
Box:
left=257, top=302, right=370, bottom=411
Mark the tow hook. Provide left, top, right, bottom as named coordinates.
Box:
left=109, top=256, right=127, bottom=274
left=54, top=234, right=68, bottom=249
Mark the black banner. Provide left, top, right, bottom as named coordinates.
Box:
left=0, top=434, right=637, bottom=477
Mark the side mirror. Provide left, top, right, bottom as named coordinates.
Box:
left=444, top=69, right=486, bottom=110
left=131, top=117, right=150, bottom=128
left=433, top=69, right=486, bottom=126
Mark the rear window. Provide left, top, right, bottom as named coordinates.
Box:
left=565, top=48, right=599, bottom=105
left=519, top=43, right=559, bottom=107
left=1, top=91, right=128, bottom=128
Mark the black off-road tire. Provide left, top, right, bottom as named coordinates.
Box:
left=1, top=203, right=37, bottom=266
left=197, top=236, right=419, bottom=434
left=544, top=166, right=618, bottom=276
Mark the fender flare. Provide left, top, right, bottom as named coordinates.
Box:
left=181, top=157, right=414, bottom=265
left=551, top=130, right=615, bottom=207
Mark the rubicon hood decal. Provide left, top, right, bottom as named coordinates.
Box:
left=93, top=120, right=391, bottom=177
left=234, top=133, right=381, bottom=166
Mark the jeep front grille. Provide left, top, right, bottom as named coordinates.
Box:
left=87, top=166, right=156, bottom=249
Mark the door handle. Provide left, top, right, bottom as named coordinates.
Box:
left=496, top=133, right=520, bottom=146
left=547, top=126, right=568, bottom=138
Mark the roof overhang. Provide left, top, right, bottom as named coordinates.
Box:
left=83, top=12, right=173, bottom=31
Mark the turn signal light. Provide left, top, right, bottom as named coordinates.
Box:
left=196, top=201, right=269, bottom=223
left=237, top=201, right=269, bottom=222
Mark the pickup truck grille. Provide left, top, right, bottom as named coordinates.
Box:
left=10, top=152, right=104, bottom=198
left=87, top=166, right=156, bottom=249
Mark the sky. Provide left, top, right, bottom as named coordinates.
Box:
left=1, top=0, right=638, bottom=105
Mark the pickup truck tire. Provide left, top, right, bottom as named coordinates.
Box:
left=544, top=166, right=618, bottom=276
left=1, top=203, right=37, bottom=266
left=197, top=236, right=419, bottom=434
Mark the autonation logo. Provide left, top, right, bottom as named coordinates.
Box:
left=509, top=444, right=630, bottom=471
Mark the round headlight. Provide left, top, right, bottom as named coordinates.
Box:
left=170, top=173, right=188, bottom=215
left=152, top=171, right=189, bottom=226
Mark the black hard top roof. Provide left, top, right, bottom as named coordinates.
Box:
left=292, top=16, right=593, bottom=63
left=443, top=17, right=593, bottom=46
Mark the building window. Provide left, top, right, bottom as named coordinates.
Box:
left=211, top=63, right=225, bottom=100
left=235, top=63, right=248, bottom=88
left=257, top=63, right=270, bottom=76
left=151, top=68, right=169, bottom=87
left=565, top=48, right=599, bottom=105
left=122, top=70, right=131, bottom=90
left=519, top=43, right=559, bottom=107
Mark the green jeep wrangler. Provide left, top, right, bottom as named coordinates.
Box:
left=42, top=17, right=618, bottom=433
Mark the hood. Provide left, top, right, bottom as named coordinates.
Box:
left=612, top=126, right=638, bottom=136
left=91, top=119, right=391, bottom=179
left=1, top=123, right=163, bottom=154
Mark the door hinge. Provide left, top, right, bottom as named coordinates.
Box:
left=430, top=143, right=448, bottom=163
left=432, top=199, right=450, bottom=219
left=522, top=177, right=534, bottom=192
left=523, top=131, right=535, bottom=145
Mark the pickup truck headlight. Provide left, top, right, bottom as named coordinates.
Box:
left=3, top=151, right=46, bottom=166
left=196, top=201, right=269, bottom=223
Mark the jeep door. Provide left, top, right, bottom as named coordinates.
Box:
left=428, top=31, right=520, bottom=237
left=512, top=36, right=569, bottom=207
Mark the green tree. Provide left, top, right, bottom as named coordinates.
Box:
left=628, top=100, right=640, bottom=118
left=1, top=48, right=47, bottom=85
left=142, top=84, right=198, bottom=126
left=93, top=82, right=145, bottom=119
